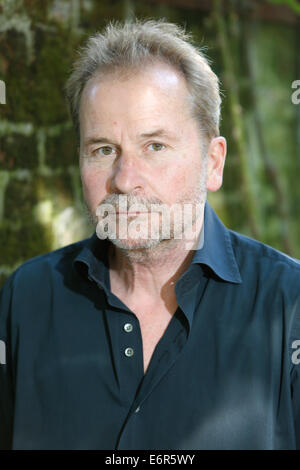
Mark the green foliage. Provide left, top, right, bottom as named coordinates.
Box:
left=266, top=0, right=300, bottom=15
left=32, top=24, right=79, bottom=125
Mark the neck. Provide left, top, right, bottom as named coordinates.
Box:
left=108, top=218, right=203, bottom=301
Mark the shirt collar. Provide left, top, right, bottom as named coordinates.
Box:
left=191, top=201, right=242, bottom=284
left=73, top=201, right=242, bottom=286
left=73, top=233, right=110, bottom=289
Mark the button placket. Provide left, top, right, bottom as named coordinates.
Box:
left=118, top=314, right=144, bottom=397
left=123, top=322, right=134, bottom=358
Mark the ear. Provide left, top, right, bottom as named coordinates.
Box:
left=206, top=136, right=227, bottom=192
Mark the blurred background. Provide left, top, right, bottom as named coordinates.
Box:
left=0, top=0, right=299, bottom=287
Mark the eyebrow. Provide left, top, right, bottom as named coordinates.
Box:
left=84, top=137, right=118, bottom=148
left=139, top=129, right=177, bottom=140
left=84, top=128, right=177, bottom=148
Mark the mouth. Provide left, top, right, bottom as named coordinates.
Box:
left=116, top=211, right=149, bottom=216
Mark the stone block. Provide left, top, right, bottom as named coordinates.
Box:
left=0, top=134, right=38, bottom=170
left=46, top=127, right=78, bottom=168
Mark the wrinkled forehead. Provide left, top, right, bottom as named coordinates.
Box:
left=78, top=61, right=196, bottom=141
left=80, top=60, right=193, bottom=112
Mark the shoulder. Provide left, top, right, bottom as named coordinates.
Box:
left=230, top=229, right=299, bottom=266
left=229, top=229, right=300, bottom=292
left=227, top=230, right=300, bottom=341
left=1, top=237, right=90, bottom=294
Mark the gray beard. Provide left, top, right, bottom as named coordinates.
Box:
left=84, top=161, right=207, bottom=259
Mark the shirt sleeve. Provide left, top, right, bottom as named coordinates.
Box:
left=0, top=275, right=15, bottom=450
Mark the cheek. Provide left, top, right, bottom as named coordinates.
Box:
left=163, top=159, right=204, bottom=203
left=157, top=164, right=189, bottom=202
left=80, top=168, right=108, bottom=207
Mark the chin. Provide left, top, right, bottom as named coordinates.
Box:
left=108, top=236, right=163, bottom=251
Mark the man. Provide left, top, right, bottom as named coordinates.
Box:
left=0, top=19, right=299, bottom=450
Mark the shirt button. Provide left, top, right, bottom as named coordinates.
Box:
left=124, top=347, right=134, bottom=357
left=124, top=323, right=133, bottom=333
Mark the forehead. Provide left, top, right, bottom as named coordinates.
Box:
left=79, top=62, right=194, bottom=134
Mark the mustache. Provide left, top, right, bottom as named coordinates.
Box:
left=96, top=194, right=164, bottom=212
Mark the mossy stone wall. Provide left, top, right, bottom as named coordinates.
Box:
left=0, top=0, right=299, bottom=288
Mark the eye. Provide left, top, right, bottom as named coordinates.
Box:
left=148, top=143, right=166, bottom=152
left=94, top=146, right=116, bottom=156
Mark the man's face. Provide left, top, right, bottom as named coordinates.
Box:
left=79, top=61, right=224, bottom=251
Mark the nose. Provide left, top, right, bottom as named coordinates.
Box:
left=109, top=150, right=145, bottom=194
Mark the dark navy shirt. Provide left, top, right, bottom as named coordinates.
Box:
left=0, top=202, right=300, bottom=450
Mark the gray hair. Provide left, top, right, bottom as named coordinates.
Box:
left=65, top=18, right=221, bottom=143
